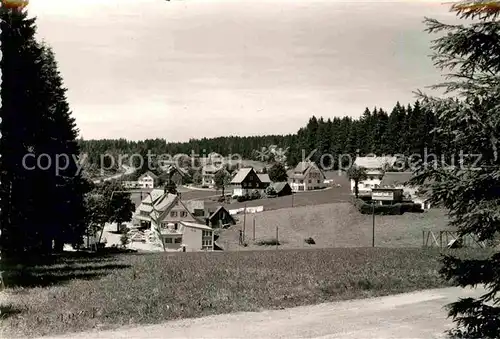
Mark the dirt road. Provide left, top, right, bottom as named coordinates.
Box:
left=38, top=286, right=484, bottom=339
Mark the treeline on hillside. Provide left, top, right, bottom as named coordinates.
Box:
left=80, top=100, right=448, bottom=172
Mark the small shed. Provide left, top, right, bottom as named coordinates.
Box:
left=270, top=182, right=292, bottom=197
left=206, top=206, right=236, bottom=228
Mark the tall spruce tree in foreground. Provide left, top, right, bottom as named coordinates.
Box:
left=1, top=3, right=88, bottom=257
left=412, top=1, right=500, bottom=337
left=0, top=2, right=43, bottom=258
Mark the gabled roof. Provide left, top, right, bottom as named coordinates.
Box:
left=380, top=172, right=415, bottom=188
left=289, top=161, right=325, bottom=179
left=140, top=189, right=165, bottom=205
left=294, top=161, right=313, bottom=174
left=163, top=164, right=190, bottom=178
left=257, top=173, right=271, bottom=183
left=354, top=156, right=397, bottom=169
left=270, top=181, right=291, bottom=193
left=230, top=168, right=256, bottom=184
left=208, top=206, right=234, bottom=221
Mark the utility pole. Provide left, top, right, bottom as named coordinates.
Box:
left=372, top=202, right=375, bottom=248
left=253, top=218, right=256, bottom=241
left=291, top=192, right=294, bottom=207
left=242, top=202, right=247, bottom=244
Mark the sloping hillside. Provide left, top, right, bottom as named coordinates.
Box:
left=217, top=203, right=450, bottom=251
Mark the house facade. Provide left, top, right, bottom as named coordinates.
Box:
left=122, top=180, right=140, bottom=189
left=202, top=164, right=221, bottom=188
left=138, top=171, right=159, bottom=189
left=350, top=156, right=397, bottom=196
left=161, top=164, right=191, bottom=186
left=230, top=167, right=270, bottom=196
left=288, top=161, right=326, bottom=192
left=141, top=191, right=215, bottom=251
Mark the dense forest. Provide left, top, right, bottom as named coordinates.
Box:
left=79, top=99, right=445, bottom=172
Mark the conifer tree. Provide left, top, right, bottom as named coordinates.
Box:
left=413, top=1, right=500, bottom=337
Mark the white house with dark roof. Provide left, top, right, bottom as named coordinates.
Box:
left=230, top=167, right=270, bottom=196
left=138, top=171, right=159, bottom=189
left=351, top=156, right=398, bottom=195
left=201, top=164, right=228, bottom=188
left=288, top=161, right=326, bottom=192
left=134, top=190, right=214, bottom=251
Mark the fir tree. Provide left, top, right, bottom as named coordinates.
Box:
left=413, top=1, right=500, bottom=337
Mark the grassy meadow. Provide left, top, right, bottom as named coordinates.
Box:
left=0, top=247, right=484, bottom=338
left=218, top=203, right=451, bottom=251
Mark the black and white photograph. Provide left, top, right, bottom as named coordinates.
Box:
left=0, top=0, right=499, bottom=338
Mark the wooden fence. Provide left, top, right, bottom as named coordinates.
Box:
left=422, top=230, right=486, bottom=248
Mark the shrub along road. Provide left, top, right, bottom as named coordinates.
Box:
left=37, top=286, right=486, bottom=339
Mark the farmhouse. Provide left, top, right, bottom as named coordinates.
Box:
left=288, top=161, right=326, bottom=192
left=133, top=188, right=165, bottom=228
left=351, top=156, right=397, bottom=195
left=138, top=171, right=159, bottom=189
left=162, top=164, right=191, bottom=185
left=230, top=167, right=271, bottom=196
left=147, top=192, right=214, bottom=251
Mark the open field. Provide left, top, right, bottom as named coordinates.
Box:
left=218, top=203, right=451, bottom=251
left=0, top=247, right=485, bottom=338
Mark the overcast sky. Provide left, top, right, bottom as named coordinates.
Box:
left=28, top=0, right=457, bottom=141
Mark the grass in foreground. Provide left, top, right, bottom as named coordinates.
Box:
left=0, top=248, right=485, bottom=338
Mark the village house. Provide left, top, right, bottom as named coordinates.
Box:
left=230, top=167, right=271, bottom=196
left=138, top=171, right=159, bottom=189
left=132, top=188, right=165, bottom=228
left=145, top=191, right=214, bottom=251
left=288, top=161, right=326, bottom=192
left=201, top=164, right=222, bottom=188
left=350, top=156, right=397, bottom=196
left=161, top=164, right=191, bottom=186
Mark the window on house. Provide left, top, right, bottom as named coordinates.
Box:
left=249, top=175, right=253, bottom=181
left=369, top=176, right=374, bottom=181
left=180, top=211, right=187, bottom=217
left=317, top=180, right=320, bottom=184
left=308, top=180, right=311, bottom=183
left=174, top=238, right=182, bottom=243
left=164, top=238, right=172, bottom=244
left=202, top=239, right=213, bottom=246
left=202, top=230, right=212, bottom=237
left=300, top=180, right=304, bottom=184
left=292, top=179, right=295, bottom=183
left=174, top=223, right=178, bottom=230
left=170, top=211, right=177, bottom=217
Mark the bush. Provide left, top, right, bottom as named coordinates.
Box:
left=265, top=186, right=277, bottom=196
left=256, top=238, right=280, bottom=246
left=250, top=190, right=261, bottom=200
left=353, top=199, right=424, bottom=215
left=305, top=237, right=316, bottom=245
left=236, top=195, right=249, bottom=202
left=120, top=233, right=130, bottom=248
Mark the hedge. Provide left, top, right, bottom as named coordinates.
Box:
left=353, top=198, right=423, bottom=215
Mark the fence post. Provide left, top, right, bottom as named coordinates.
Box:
left=422, top=230, right=425, bottom=247
left=276, top=226, right=279, bottom=250
left=253, top=218, right=256, bottom=241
